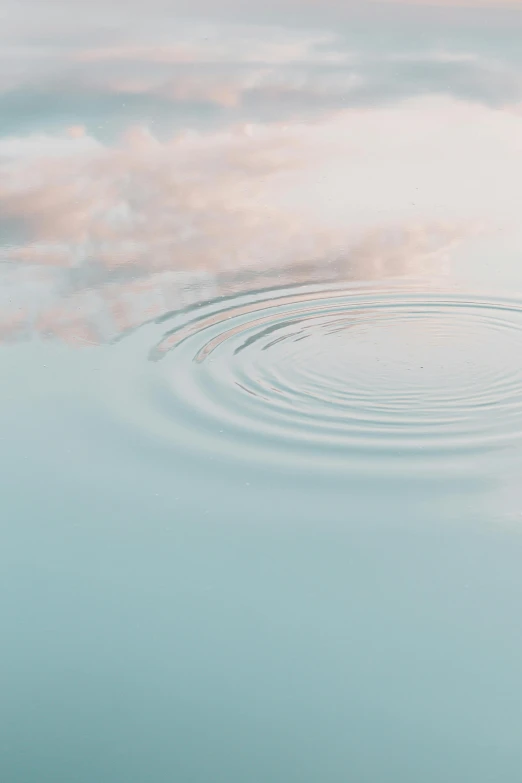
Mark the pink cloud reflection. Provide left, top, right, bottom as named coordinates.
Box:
left=4, top=96, right=508, bottom=346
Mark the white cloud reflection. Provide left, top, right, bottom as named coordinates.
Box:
left=1, top=6, right=522, bottom=138
left=1, top=1, right=522, bottom=344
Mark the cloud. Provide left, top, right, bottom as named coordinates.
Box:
left=3, top=98, right=495, bottom=275
left=1, top=0, right=522, bottom=350
left=1, top=8, right=522, bottom=139
left=0, top=223, right=462, bottom=347
left=5, top=93, right=520, bottom=344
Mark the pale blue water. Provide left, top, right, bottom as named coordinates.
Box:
left=3, top=2, right=522, bottom=781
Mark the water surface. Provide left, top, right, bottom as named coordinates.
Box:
left=2, top=1, right=522, bottom=781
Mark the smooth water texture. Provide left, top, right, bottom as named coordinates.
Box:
left=3, top=1, right=522, bottom=781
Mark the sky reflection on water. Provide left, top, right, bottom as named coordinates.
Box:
left=2, top=2, right=522, bottom=781
left=3, top=0, right=522, bottom=343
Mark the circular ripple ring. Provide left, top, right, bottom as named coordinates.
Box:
left=139, top=284, right=522, bottom=476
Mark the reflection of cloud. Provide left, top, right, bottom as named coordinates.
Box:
left=4, top=94, right=508, bottom=346
left=75, top=26, right=350, bottom=66
left=1, top=10, right=522, bottom=138
left=0, top=124, right=314, bottom=270
left=2, top=98, right=492, bottom=277
left=2, top=46, right=521, bottom=121
left=0, top=224, right=461, bottom=347
left=0, top=5, right=520, bottom=356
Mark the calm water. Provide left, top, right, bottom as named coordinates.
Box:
left=3, top=1, right=522, bottom=780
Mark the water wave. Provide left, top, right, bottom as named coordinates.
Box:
left=127, top=282, right=522, bottom=477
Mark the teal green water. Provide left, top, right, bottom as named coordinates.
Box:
left=3, top=2, right=522, bottom=780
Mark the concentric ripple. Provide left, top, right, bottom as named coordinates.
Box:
left=135, top=283, right=522, bottom=475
